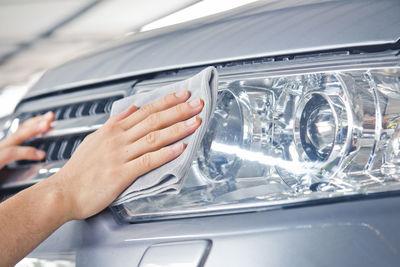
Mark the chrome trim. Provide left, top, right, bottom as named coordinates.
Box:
left=43, top=114, right=107, bottom=137
left=0, top=161, right=66, bottom=189
left=19, top=82, right=132, bottom=113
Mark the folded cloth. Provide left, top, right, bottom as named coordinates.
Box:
left=110, top=66, right=218, bottom=205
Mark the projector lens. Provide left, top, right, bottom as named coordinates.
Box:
left=300, top=94, right=335, bottom=161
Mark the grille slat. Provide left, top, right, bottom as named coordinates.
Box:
left=81, top=103, right=92, bottom=116
left=68, top=104, right=80, bottom=119
left=55, top=106, right=67, bottom=120
left=62, top=137, right=77, bottom=159
left=49, top=140, right=62, bottom=161
left=94, top=99, right=107, bottom=114
left=18, top=95, right=123, bottom=122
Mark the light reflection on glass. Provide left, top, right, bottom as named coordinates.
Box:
left=210, top=142, right=311, bottom=174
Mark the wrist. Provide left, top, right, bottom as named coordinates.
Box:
left=38, top=174, right=74, bottom=224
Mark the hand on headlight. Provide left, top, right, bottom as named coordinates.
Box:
left=0, top=112, right=54, bottom=170
left=51, top=90, right=203, bottom=220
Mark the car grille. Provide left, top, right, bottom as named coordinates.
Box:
left=0, top=80, right=133, bottom=189
left=12, top=94, right=124, bottom=167
left=0, top=72, right=186, bottom=193
left=18, top=95, right=122, bottom=122
left=17, top=133, right=88, bottom=166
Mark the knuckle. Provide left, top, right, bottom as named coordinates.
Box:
left=20, top=118, right=32, bottom=127
left=107, top=114, right=119, bottom=124
left=174, top=103, right=186, bottom=115
left=164, top=93, right=175, bottom=104
left=5, top=147, right=16, bottom=158
left=108, top=135, right=120, bottom=147
left=7, top=146, right=27, bottom=159
left=22, top=116, right=40, bottom=128
left=140, top=104, right=154, bottom=117
left=103, top=119, right=122, bottom=133
left=146, top=113, right=161, bottom=129
left=145, top=131, right=159, bottom=147
left=140, top=153, right=153, bottom=169
left=10, top=132, right=23, bottom=143
left=25, top=147, right=36, bottom=155
left=172, top=123, right=183, bottom=136
left=100, top=124, right=110, bottom=134
left=160, top=95, right=169, bottom=106
left=106, top=118, right=118, bottom=128
left=105, top=167, right=123, bottom=179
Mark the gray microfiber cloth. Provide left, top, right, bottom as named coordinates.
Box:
left=110, top=67, right=218, bottom=205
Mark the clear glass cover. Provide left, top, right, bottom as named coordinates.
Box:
left=113, top=63, right=400, bottom=222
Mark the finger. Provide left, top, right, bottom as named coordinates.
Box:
left=107, top=105, right=138, bottom=124
left=125, top=98, right=204, bottom=143
left=126, top=116, right=201, bottom=161
left=119, top=90, right=190, bottom=130
left=3, top=112, right=54, bottom=146
left=0, top=146, right=46, bottom=164
left=126, top=142, right=186, bottom=180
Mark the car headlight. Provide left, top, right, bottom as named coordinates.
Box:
left=111, top=54, right=400, bottom=222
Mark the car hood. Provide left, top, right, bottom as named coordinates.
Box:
left=28, top=0, right=400, bottom=98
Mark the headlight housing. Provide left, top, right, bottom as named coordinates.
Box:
left=113, top=52, right=400, bottom=222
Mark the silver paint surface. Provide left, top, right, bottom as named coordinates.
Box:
left=28, top=0, right=400, bottom=97
left=29, top=196, right=400, bottom=266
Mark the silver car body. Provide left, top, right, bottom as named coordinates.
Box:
left=2, top=0, right=400, bottom=266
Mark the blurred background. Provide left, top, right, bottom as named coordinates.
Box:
left=0, top=0, right=257, bottom=118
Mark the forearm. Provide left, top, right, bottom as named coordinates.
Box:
left=0, top=177, right=69, bottom=267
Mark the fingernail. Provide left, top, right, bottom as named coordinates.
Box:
left=175, top=90, right=189, bottom=98
left=36, top=150, right=46, bottom=158
left=171, top=142, right=184, bottom=153
left=44, top=111, right=53, bottom=120
left=38, top=121, right=47, bottom=130
left=188, top=98, right=202, bottom=108
left=185, top=116, right=198, bottom=127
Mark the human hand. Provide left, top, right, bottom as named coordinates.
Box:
left=52, top=90, right=203, bottom=220
left=0, top=112, right=54, bottom=170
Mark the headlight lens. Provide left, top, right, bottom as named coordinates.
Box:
left=113, top=58, right=400, bottom=222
